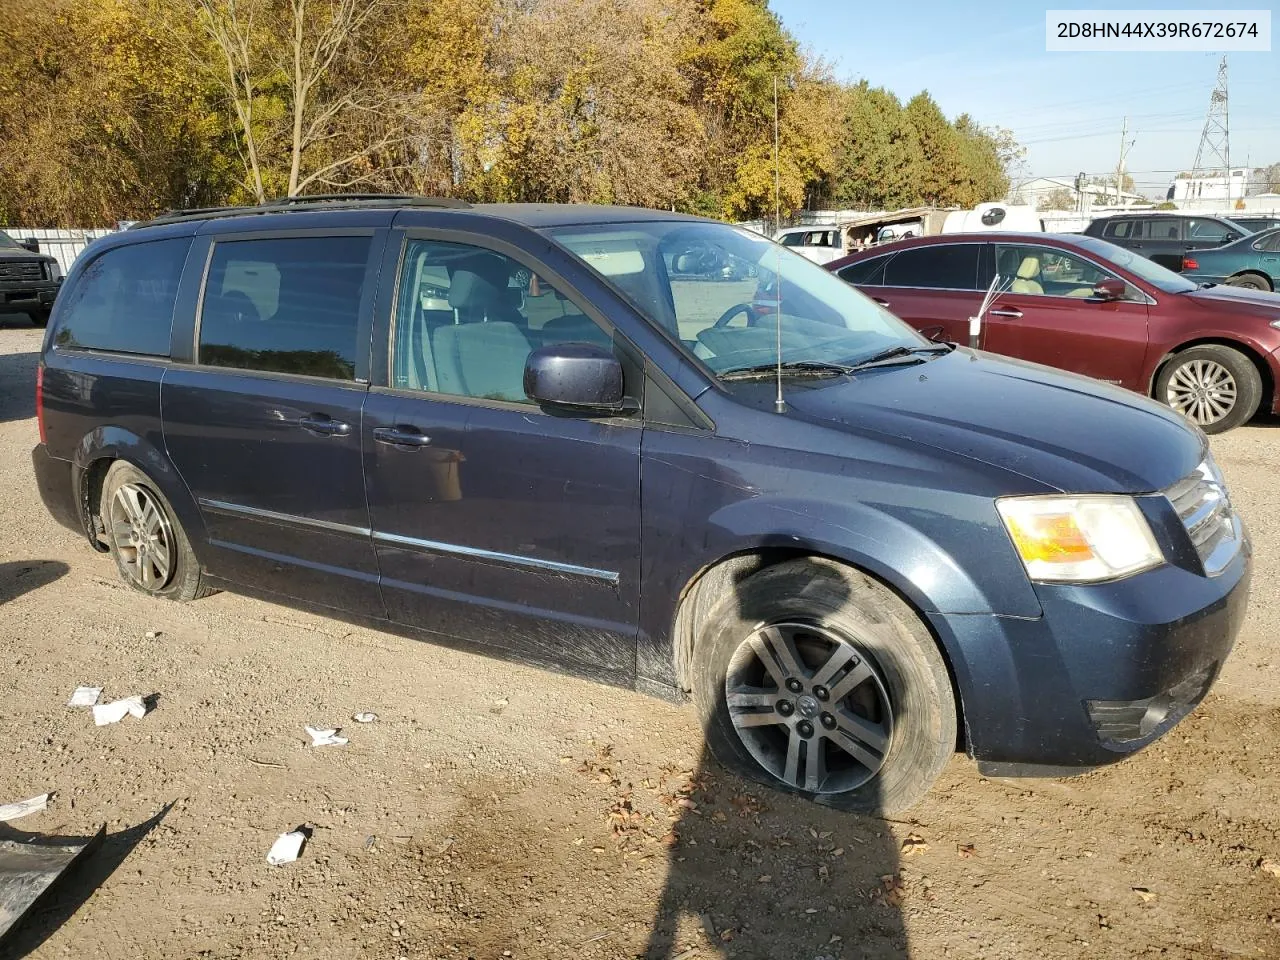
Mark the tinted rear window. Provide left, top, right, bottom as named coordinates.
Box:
left=197, top=236, right=371, bottom=381
left=837, top=255, right=890, bottom=286
left=54, top=238, right=190, bottom=356
left=1101, top=219, right=1133, bottom=239
left=882, top=244, right=979, bottom=290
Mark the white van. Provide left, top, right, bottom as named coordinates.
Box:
left=774, top=225, right=845, bottom=264
left=941, top=203, right=1043, bottom=234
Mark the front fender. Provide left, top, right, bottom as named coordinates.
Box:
left=72, top=425, right=208, bottom=558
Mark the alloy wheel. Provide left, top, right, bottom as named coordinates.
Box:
left=1165, top=359, right=1237, bottom=426
left=724, top=621, right=893, bottom=795
left=109, top=482, right=175, bottom=591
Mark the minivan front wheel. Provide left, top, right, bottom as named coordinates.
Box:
left=692, top=559, right=956, bottom=815
left=101, top=461, right=209, bottom=601
left=1157, top=344, right=1261, bottom=434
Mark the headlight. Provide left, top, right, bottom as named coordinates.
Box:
left=45, top=260, right=62, bottom=281
left=996, top=495, right=1164, bottom=583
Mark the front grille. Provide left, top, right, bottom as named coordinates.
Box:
left=1166, top=459, right=1240, bottom=576
left=0, top=260, right=42, bottom=282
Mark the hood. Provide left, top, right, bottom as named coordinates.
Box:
left=0, top=248, right=53, bottom=263
left=1180, top=284, right=1280, bottom=319
left=752, top=349, right=1205, bottom=494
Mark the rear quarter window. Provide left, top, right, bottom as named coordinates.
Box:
left=54, top=238, right=191, bottom=356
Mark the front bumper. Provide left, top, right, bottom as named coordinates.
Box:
left=0, top=279, right=59, bottom=310
left=930, top=535, right=1251, bottom=771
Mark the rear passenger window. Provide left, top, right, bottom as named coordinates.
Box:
left=882, top=245, right=979, bottom=290
left=54, top=238, right=189, bottom=356
left=1137, top=219, right=1182, bottom=240
left=837, top=255, right=890, bottom=286
left=392, top=239, right=609, bottom=403
left=198, top=236, right=370, bottom=381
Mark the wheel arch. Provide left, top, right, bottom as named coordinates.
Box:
left=71, top=426, right=207, bottom=557
left=670, top=546, right=970, bottom=752
left=1226, top=270, right=1275, bottom=291
left=1149, top=336, right=1275, bottom=414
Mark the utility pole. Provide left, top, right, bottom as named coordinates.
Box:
left=1115, top=117, right=1134, bottom=205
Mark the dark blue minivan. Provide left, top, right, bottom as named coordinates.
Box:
left=31, top=198, right=1250, bottom=812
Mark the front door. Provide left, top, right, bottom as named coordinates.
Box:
left=861, top=242, right=986, bottom=344
left=982, top=242, right=1149, bottom=391
left=162, top=230, right=386, bottom=616
left=362, top=235, right=642, bottom=681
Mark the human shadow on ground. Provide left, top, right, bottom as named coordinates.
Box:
left=642, top=557, right=910, bottom=959
left=0, top=561, right=69, bottom=605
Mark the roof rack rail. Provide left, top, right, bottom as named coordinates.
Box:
left=133, top=194, right=472, bottom=229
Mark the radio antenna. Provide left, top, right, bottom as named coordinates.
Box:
left=773, top=74, right=786, bottom=414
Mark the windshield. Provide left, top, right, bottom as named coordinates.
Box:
left=544, top=220, right=922, bottom=376
left=1072, top=234, right=1197, bottom=294
left=0, top=231, right=18, bottom=250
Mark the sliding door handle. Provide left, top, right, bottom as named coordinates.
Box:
left=299, top=415, right=351, bottom=437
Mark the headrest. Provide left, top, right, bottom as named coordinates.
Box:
left=448, top=268, right=504, bottom=312
left=1016, top=256, right=1041, bottom=280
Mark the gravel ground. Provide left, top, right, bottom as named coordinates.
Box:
left=1, top=316, right=1278, bottom=960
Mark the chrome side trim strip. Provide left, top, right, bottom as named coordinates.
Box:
left=373, top=531, right=620, bottom=585
left=197, top=498, right=620, bottom=584
left=198, top=499, right=372, bottom=537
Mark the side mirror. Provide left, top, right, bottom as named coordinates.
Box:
left=1092, top=278, right=1127, bottom=301
left=19, top=237, right=39, bottom=253
left=524, top=342, right=629, bottom=413
left=1218, top=235, right=1234, bottom=245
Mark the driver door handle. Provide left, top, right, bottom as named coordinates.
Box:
left=374, top=425, right=433, bottom=448
left=988, top=308, right=1022, bottom=319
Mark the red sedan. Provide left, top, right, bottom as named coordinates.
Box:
left=827, top=232, right=1280, bottom=432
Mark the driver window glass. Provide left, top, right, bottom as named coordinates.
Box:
left=391, top=239, right=609, bottom=403
left=996, top=245, right=1115, bottom=299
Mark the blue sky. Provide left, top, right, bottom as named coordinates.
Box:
left=769, top=0, right=1279, bottom=197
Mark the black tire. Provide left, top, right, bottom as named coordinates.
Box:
left=27, top=309, right=50, bottom=327
left=691, top=558, right=956, bottom=815
left=1226, top=273, right=1272, bottom=291
left=1155, top=344, right=1262, bottom=434
left=100, top=461, right=213, bottom=602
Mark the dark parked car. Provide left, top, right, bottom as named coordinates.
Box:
left=1083, top=213, right=1250, bottom=271
left=33, top=197, right=1249, bottom=813
left=1228, top=216, right=1280, bottom=234
left=1181, top=227, right=1280, bottom=292
left=829, top=232, right=1280, bottom=432
left=0, top=229, right=62, bottom=326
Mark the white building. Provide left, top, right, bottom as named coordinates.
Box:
left=1168, top=170, right=1250, bottom=203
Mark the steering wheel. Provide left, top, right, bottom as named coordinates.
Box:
left=713, top=302, right=756, bottom=328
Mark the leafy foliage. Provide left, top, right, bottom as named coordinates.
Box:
left=0, top=0, right=1023, bottom=224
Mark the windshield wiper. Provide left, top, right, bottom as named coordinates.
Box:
left=846, top=342, right=954, bottom=371
left=720, top=360, right=858, bottom=381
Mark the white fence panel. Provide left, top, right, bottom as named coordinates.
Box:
left=1, top=227, right=120, bottom=274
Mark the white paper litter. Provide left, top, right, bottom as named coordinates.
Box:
left=266, top=830, right=307, bottom=866
left=67, top=686, right=102, bottom=708
left=93, top=695, right=148, bottom=726
left=352, top=712, right=377, bottom=724
left=305, top=726, right=348, bottom=747
left=0, top=793, right=50, bottom=822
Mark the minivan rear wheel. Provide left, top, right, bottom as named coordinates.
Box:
left=1156, top=344, right=1261, bottom=434
left=101, top=461, right=211, bottom=602
left=692, top=558, right=956, bottom=815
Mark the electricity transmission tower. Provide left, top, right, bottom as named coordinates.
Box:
left=1191, top=56, right=1230, bottom=195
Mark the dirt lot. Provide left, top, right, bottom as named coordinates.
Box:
left=1, top=317, right=1278, bottom=960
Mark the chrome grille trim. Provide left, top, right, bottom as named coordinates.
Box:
left=1167, top=459, right=1239, bottom=577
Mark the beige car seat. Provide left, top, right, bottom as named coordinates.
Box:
left=1011, top=256, right=1043, bottom=295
